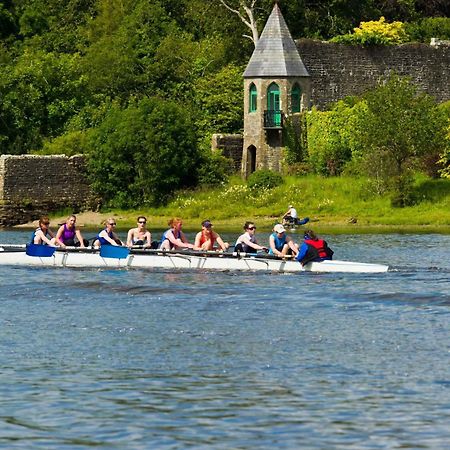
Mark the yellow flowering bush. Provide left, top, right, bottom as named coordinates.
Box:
left=332, top=17, right=408, bottom=46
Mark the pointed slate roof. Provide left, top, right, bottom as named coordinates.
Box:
left=243, top=3, right=309, bottom=78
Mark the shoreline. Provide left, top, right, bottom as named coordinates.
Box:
left=10, top=211, right=450, bottom=234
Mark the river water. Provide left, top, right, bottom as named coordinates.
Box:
left=0, top=230, right=449, bottom=449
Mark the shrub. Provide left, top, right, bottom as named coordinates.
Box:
left=306, top=102, right=362, bottom=176
left=282, top=162, right=312, bottom=176
left=247, top=169, right=283, bottom=191
left=355, top=74, right=447, bottom=203
left=87, top=97, right=199, bottom=207
left=405, top=17, right=450, bottom=43
left=331, top=17, right=408, bottom=46
left=35, top=130, right=92, bottom=156
left=197, top=151, right=233, bottom=186
left=390, top=174, right=416, bottom=207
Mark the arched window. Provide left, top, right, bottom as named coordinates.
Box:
left=267, top=82, right=281, bottom=127
left=291, top=84, right=301, bottom=113
left=249, top=83, right=257, bottom=112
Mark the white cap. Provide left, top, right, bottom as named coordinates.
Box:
left=273, top=224, right=286, bottom=234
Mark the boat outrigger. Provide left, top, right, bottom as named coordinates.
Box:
left=0, top=244, right=389, bottom=273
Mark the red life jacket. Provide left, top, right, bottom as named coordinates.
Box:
left=304, top=239, right=329, bottom=259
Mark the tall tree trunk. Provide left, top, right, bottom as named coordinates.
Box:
left=218, top=0, right=260, bottom=46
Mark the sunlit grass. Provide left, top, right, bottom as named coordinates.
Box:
left=76, top=174, right=450, bottom=233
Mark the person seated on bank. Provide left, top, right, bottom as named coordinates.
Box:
left=31, top=216, right=57, bottom=246
left=234, top=221, right=268, bottom=253
left=269, top=224, right=299, bottom=258
left=283, top=205, right=298, bottom=222
left=127, top=216, right=152, bottom=248
left=193, top=220, right=230, bottom=252
left=283, top=205, right=309, bottom=226
left=92, top=218, right=123, bottom=247
left=159, top=217, right=194, bottom=251
left=55, top=214, right=88, bottom=248
left=295, top=229, right=334, bottom=266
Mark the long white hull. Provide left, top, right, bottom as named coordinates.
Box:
left=0, top=246, right=389, bottom=273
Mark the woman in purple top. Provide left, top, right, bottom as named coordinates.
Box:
left=55, top=215, right=87, bottom=248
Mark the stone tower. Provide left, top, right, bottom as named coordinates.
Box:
left=242, top=3, right=310, bottom=177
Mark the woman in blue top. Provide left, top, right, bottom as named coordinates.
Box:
left=31, top=216, right=57, bottom=246
left=159, top=217, right=194, bottom=251
left=92, top=218, right=123, bottom=247
left=268, top=224, right=299, bottom=257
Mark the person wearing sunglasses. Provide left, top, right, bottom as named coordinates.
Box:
left=159, top=217, right=194, bottom=251
left=126, top=216, right=153, bottom=248
left=193, top=220, right=229, bottom=252
left=92, top=218, right=123, bottom=247
left=234, top=221, right=268, bottom=253
left=31, top=216, right=57, bottom=246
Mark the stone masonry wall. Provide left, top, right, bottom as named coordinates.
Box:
left=296, top=40, right=450, bottom=109
left=0, top=155, right=93, bottom=226
left=211, top=134, right=243, bottom=172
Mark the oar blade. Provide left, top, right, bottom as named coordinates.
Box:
left=26, top=244, right=56, bottom=257
left=100, top=245, right=130, bottom=259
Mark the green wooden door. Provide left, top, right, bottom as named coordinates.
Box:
left=267, top=83, right=281, bottom=127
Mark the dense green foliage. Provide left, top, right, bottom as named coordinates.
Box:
left=247, top=170, right=283, bottom=191
left=0, top=0, right=449, bottom=208
left=87, top=97, right=198, bottom=207
left=282, top=113, right=308, bottom=168
left=305, top=76, right=448, bottom=206
left=357, top=75, right=447, bottom=205
left=405, top=17, right=450, bottom=42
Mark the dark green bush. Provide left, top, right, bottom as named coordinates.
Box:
left=282, top=162, right=312, bottom=176
left=197, top=151, right=233, bottom=186
left=390, top=175, right=416, bottom=207
left=405, top=18, right=450, bottom=43
left=247, top=170, right=283, bottom=191
left=87, top=97, right=199, bottom=208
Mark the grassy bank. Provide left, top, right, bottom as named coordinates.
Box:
left=44, top=175, right=450, bottom=234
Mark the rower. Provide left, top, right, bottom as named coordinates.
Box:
left=55, top=214, right=88, bottom=248
left=31, top=216, right=57, bottom=246
left=234, top=222, right=268, bottom=253
left=159, top=218, right=194, bottom=250
left=126, top=216, right=154, bottom=248
left=92, top=218, right=123, bottom=247
left=268, top=224, right=298, bottom=257
left=296, top=229, right=334, bottom=266
left=193, top=220, right=229, bottom=252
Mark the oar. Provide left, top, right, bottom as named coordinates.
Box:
left=99, top=245, right=130, bottom=259
left=129, top=247, right=295, bottom=260
left=26, top=243, right=57, bottom=257
left=0, top=244, right=26, bottom=248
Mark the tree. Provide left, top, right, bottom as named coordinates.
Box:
left=0, top=49, right=88, bottom=154
left=217, top=0, right=261, bottom=46
left=356, top=74, right=447, bottom=205
left=0, top=2, right=17, bottom=39
left=87, top=97, right=199, bottom=207
left=81, top=0, right=173, bottom=98
left=193, top=63, right=244, bottom=137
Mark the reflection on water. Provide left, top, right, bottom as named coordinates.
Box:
left=0, top=231, right=449, bottom=449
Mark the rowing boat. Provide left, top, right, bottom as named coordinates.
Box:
left=0, top=245, right=389, bottom=273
